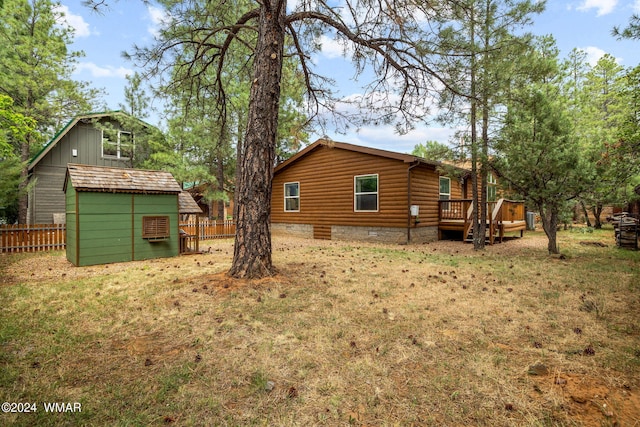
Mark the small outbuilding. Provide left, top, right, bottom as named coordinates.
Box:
left=64, top=164, right=189, bottom=266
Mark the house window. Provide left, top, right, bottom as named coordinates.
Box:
left=487, top=174, right=497, bottom=202
left=102, top=130, right=133, bottom=159
left=354, top=174, right=378, bottom=212
left=142, top=216, right=170, bottom=240
left=284, top=182, right=300, bottom=212
left=439, top=176, right=451, bottom=211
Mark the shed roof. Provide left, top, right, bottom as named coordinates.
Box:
left=179, top=191, right=203, bottom=214
left=274, top=138, right=460, bottom=174
left=64, top=164, right=182, bottom=194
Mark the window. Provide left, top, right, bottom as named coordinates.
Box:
left=284, top=182, right=300, bottom=212
left=142, top=216, right=170, bottom=240
left=354, top=174, right=378, bottom=212
left=439, top=176, right=451, bottom=211
left=487, top=174, right=497, bottom=202
left=102, top=130, right=133, bottom=159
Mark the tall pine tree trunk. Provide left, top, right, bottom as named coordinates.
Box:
left=469, top=8, right=483, bottom=250
left=18, top=135, right=32, bottom=224
left=228, top=0, right=285, bottom=279
left=216, top=146, right=226, bottom=220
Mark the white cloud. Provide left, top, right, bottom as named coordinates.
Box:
left=147, top=5, right=172, bottom=38
left=576, top=0, right=618, bottom=16
left=314, top=87, right=455, bottom=153
left=54, top=5, right=91, bottom=38
left=634, top=0, right=640, bottom=13
left=74, top=62, right=133, bottom=78
left=318, top=34, right=353, bottom=59
left=353, top=125, right=456, bottom=153
left=578, top=46, right=616, bottom=65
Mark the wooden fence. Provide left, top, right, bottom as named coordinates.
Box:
left=0, top=223, right=66, bottom=253
left=180, top=218, right=236, bottom=240
left=0, top=219, right=236, bottom=254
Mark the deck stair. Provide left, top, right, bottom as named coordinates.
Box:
left=439, top=198, right=527, bottom=244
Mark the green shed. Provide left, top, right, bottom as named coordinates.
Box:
left=64, top=164, right=184, bottom=266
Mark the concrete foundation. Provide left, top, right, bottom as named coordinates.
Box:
left=272, top=223, right=438, bottom=244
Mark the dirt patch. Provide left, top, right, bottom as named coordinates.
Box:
left=530, top=370, right=640, bottom=426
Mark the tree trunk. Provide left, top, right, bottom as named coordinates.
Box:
left=591, top=203, right=603, bottom=229
left=17, top=135, right=31, bottom=224
left=216, top=148, right=226, bottom=220
left=580, top=200, right=592, bottom=227
left=469, top=8, right=482, bottom=250
left=539, top=204, right=560, bottom=254
left=228, top=0, right=285, bottom=279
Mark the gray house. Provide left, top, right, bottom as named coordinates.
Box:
left=27, top=111, right=153, bottom=224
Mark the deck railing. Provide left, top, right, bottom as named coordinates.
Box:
left=439, top=199, right=525, bottom=223
left=439, top=198, right=525, bottom=244
left=438, top=199, right=472, bottom=221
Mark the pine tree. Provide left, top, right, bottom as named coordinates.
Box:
left=0, top=0, right=101, bottom=223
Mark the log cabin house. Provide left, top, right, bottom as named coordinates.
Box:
left=271, top=139, right=526, bottom=244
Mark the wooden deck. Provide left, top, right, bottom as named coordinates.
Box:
left=438, top=199, right=527, bottom=244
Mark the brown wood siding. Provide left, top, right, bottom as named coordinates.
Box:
left=408, top=167, right=464, bottom=227
left=272, top=146, right=410, bottom=228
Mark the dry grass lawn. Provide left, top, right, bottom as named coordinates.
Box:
left=1, top=227, right=639, bottom=426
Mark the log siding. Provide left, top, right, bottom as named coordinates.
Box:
left=271, top=140, right=465, bottom=243
left=272, top=144, right=410, bottom=229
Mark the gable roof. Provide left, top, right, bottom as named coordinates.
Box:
left=274, top=138, right=451, bottom=174
left=28, top=110, right=153, bottom=171
left=64, top=164, right=182, bottom=195
left=179, top=191, right=203, bottom=214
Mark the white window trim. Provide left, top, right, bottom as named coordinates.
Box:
left=284, top=182, right=300, bottom=212
left=439, top=176, right=451, bottom=199
left=354, top=174, right=379, bottom=212
left=487, top=174, right=498, bottom=202
left=439, top=176, right=451, bottom=211
left=102, top=130, right=133, bottom=159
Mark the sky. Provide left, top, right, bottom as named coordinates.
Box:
left=59, top=0, right=640, bottom=154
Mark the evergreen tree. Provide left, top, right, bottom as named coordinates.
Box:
left=576, top=54, right=628, bottom=227
left=0, top=94, right=36, bottom=223
left=494, top=44, right=586, bottom=254
left=0, top=0, right=102, bottom=223
left=433, top=0, right=545, bottom=249
left=412, top=141, right=455, bottom=162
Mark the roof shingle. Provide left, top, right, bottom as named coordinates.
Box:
left=65, top=164, right=182, bottom=194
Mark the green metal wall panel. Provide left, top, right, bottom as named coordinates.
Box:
left=133, top=194, right=179, bottom=261
left=77, top=192, right=133, bottom=266
left=65, top=184, right=77, bottom=265
left=65, top=187, right=179, bottom=266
